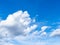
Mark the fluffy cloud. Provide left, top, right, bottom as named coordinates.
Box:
left=0, top=10, right=49, bottom=39
left=24, top=24, right=37, bottom=35
left=0, top=11, right=38, bottom=38
left=0, top=10, right=38, bottom=45
left=50, top=28, right=60, bottom=37
left=41, top=26, right=48, bottom=32
left=0, top=10, right=59, bottom=45
left=0, top=10, right=50, bottom=45
left=40, top=26, right=48, bottom=35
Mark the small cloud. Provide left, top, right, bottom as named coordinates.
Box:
left=41, top=26, right=48, bottom=32
left=0, top=10, right=38, bottom=38
left=50, top=28, right=60, bottom=37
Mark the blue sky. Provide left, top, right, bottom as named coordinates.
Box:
left=0, top=0, right=60, bottom=21
left=0, top=0, right=60, bottom=45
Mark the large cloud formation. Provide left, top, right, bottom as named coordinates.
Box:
left=0, top=10, right=39, bottom=45
left=0, top=10, right=49, bottom=45
left=0, top=10, right=60, bottom=45
left=0, top=11, right=38, bottom=38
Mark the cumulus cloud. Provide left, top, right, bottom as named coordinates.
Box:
left=0, top=11, right=38, bottom=38
left=50, top=28, right=60, bottom=37
left=0, top=10, right=49, bottom=39
left=0, top=10, right=40, bottom=45
left=0, top=10, right=57, bottom=45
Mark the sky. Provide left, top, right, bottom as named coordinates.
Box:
left=0, top=0, right=60, bottom=45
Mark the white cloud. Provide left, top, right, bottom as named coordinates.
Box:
left=0, top=10, right=39, bottom=45
left=35, top=26, right=48, bottom=37
left=41, top=26, right=48, bottom=32
left=24, top=24, right=37, bottom=34
left=50, top=28, right=60, bottom=37
left=0, top=10, right=59, bottom=45
left=0, top=10, right=37, bottom=38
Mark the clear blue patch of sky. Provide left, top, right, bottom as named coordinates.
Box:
left=0, top=0, right=60, bottom=22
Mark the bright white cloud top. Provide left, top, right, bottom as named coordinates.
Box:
left=0, top=10, right=60, bottom=45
